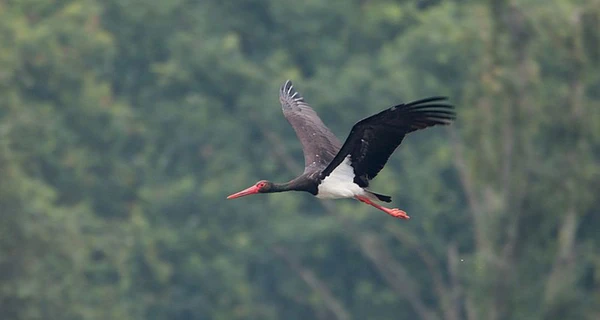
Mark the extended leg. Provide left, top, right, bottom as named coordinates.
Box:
left=355, top=196, right=410, bottom=219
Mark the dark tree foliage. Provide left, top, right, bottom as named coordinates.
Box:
left=1, top=0, right=599, bottom=319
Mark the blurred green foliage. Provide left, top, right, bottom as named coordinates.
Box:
left=1, top=0, right=599, bottom=319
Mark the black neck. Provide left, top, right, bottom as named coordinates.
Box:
left=270, top=177, right=318, bottom=195
left=270, top=182, right=299, bottom=193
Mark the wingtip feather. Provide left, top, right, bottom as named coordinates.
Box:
left=281, top=80, right=292, bottom=94
left=407, top=96, right=449, bottom=105
left=387, top=96, right=457, bottom=130
left=280, top=79, right=305, bottom=105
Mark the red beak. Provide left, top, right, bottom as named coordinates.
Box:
left=227, top=185, right=260, bottom=199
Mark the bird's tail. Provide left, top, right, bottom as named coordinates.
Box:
left=366, top=190, right=392, bottom=203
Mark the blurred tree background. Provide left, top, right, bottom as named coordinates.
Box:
left=1, top=0, right=599, bottom=319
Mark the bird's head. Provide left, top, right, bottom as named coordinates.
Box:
left=227, top=180, right=273, bottom=199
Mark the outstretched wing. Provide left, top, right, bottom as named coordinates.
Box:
left=319, top=97, right=455, bottom=187
left=280, top=80, right=341, bottom=171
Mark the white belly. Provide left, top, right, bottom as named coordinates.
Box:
left=316, top=157, right=365, bottom=199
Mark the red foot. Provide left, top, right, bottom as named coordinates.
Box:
left=355, top=196, right=410, bottom=220
left=385, top=208, right=410, bottom=220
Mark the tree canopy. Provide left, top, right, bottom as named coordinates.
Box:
left=1, top=0, right=599, bottom=319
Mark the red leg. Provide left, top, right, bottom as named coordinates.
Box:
left=355, top=196, right=410, bottom=220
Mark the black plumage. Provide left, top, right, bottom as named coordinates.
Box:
left=319, top=97, right=455, bottom=187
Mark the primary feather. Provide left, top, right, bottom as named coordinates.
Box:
left=279, top=80, right=341, bottom=171
left=320, top=97, right=455, bottom=187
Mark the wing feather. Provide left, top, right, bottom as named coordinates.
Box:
left=320, top=97, right=455, bottom=187
left=279, top=80, right=341, bottom=171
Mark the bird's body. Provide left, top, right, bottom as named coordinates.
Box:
left=227, top=80, right=455, bottom=219
left=316, top=156, right=366, bottom=199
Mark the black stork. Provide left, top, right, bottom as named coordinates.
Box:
left=227, top=80, right=455, bottom=219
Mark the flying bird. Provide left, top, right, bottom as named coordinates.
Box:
left=227, top=80, right=455, bottom=219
